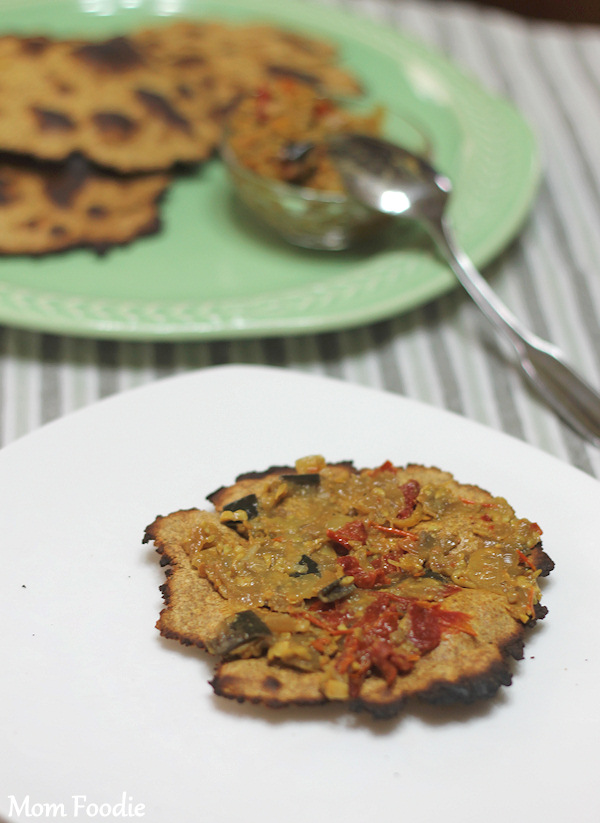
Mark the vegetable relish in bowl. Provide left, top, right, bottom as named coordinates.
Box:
left=221, top=78, right=391, bottom=249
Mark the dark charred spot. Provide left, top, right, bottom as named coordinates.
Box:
left=267, top=65, right=318, bottom=86
left=210, top=674, right=238, bottom=695
left=279, top=32, right=319, bottom=55
left=174, top=54, right=206, bottom=68
left=43, top=154, right=90, bottom=208
left=158, top=581, right=171, bottom=605
left=50, top=225, right=67, bottom=237
left=419, top=660, right=514, bottom=707
left=24, top=218, right=39, bottom=229
left=209, top=93, right=244, bottom=122
left=503, top=636, right=525, bottom=660
left=262, top=676, right=282, bottom=692
left=87, top=204, right=108, bottom=219
left=33, top=107, right=76, bottom=132
left=135, top=89, right=191, bottom=133
left=72, top=36, right=144, bottom=72
left=0, top=177, right=13, bottom=206
left=20, top=37, right=50, bottom=56
left=530, top=545, right=555, bottom=577
left=177, top=83, right=194, bottom=99
left=53, top=81, right=74, bottom=95
left=92, top=111, right=137, bottom=137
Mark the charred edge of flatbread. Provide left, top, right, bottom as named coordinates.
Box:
left=206, top=460, right=357, bottom=509
left=144, top=508, right=241, bottom=651
left=208, top=652, right=521, bottom=721
left=0, top=152, right=170, bottom=256
left=530, top=544, right=555, bottom=577
left=210, top=663, right=329, bottom=711
left=209, top=592, right=531, bottom=719
left=0, top=213, right=164, bottom=258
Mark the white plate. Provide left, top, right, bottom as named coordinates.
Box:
left=1, top=365, right=598, bottom=823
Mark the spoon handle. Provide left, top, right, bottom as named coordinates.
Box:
left=429, top=216, right=600, bottom=446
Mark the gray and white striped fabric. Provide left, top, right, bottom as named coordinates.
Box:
left=1, top=0, right=600, bottom=478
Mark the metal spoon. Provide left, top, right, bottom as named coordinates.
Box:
left=329, top=133, right=600, bottom=447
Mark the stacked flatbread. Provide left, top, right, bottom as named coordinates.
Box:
left=0, top=22, right=361, bottom=255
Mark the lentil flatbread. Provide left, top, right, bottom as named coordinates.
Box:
left=0, top=153, right=169, bottom=254
left=144, top=457, right=553, bottom=719
left=0, top=20, right=364, bottom=255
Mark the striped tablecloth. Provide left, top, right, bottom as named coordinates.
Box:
left=1, top=0, right=600, bottom=478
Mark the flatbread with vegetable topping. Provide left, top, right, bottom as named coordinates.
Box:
left=144, top=457, right=553, bottom=719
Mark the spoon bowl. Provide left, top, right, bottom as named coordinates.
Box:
left=329, top=135, right=452, bottom=223
left=329, top=133, right=600, bottom=446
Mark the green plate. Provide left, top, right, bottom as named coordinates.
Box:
left=0, top=0, right=540, bottom=340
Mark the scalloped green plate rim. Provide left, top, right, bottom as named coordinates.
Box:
left=0, top=0, right=540, bottom=341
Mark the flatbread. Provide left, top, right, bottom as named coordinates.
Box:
left=144, top=458, right=554, bottom=719
left=0, top=23, right=361, bottom=174
left=0, top=21, right=364, bottom=255
left=0, top=153, right=169, bottom=254
left=0, top=33, right=218, bottom=173
left=132, top=19, right=362, bottom=120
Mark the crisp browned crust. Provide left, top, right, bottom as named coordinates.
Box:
left=145, top=461, right=552, bottom=719
left=144, top=509, right=241, bottom=648
left=0, top=22, right=361, bottom=174
left=0, top=33, right=217, bottom=173
left=210, top=588, right=525, bottom=718
left=0, top=153, right=169, bottom=255
left=206, top=461, right=356, bottom=510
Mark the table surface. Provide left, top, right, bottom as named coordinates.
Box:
left=1, top=0, right=599, bottom=480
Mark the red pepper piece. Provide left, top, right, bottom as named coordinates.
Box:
left=312, top=98, right=334, bottom=118
left=409, top=602, right=476, bottom=654
left=254, top=85, right=271, bottom=123
left=337, top=554, right=389, bottom=587
left=397, top=479, right=420, bottom=519
left=327, top=519, right=368, bottom=551
left=408, top=602, right=442, bottom=653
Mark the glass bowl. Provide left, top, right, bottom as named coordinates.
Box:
left=221, top=110, right=431, bottom=251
